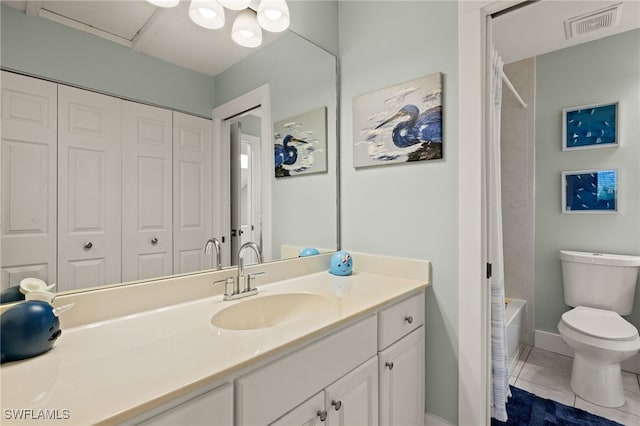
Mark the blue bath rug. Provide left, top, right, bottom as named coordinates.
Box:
left=491, top=386, right=623, bottom=426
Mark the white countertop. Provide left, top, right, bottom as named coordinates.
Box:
left=1, top=267, right=428, bottom=425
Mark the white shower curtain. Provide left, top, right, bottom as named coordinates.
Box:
left=489, top=44, right=510, bottom=422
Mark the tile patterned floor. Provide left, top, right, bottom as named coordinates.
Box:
left=510, top=346, right=640, bottom=425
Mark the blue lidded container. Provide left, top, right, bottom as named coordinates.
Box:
left=1, top=291, right=72, bottom=363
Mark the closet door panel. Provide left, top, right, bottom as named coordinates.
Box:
left=173, top=112, right=212, bottom=274
left=122, top=101, right=173, bottom=282
left=0, top=71, right=57, bottom=289
left=58, top=86, right=122, bottom=291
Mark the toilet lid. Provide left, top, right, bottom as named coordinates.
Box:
left=561, top=306, right=639, bottom=341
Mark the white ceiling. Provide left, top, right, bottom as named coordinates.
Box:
left=3, top=0, right=284, bottom=77
left=493, top=0, right=640, bottom=64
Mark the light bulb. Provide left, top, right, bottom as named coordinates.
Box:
left=232, top=9, right=262, bottom=48
left=189, top=0, right=225, bottom=29
left=257, top=0, right=289, bottom=33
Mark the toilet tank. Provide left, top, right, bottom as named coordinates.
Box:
left=560, top=250, right=640, bottom=315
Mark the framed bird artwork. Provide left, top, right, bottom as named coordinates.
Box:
left=352, top=72, right=443, bottom=168
left=273, top=106, right=327, bottom=177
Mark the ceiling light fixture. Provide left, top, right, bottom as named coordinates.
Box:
left=232, top=9, right=262, bottom=48
left=145, top=0, right=289, bottom=48
left=188, top=0, right=225, bottom=30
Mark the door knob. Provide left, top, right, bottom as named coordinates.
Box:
left=404, top=315, right=414, bottom=324
left=385, top=361, right=394, bottom=370
left=331, top=400, right=342, bottom=411
left=83, top=241, right=93, bottom=250
left=317, top=410, right=327, bottom=421
left=151, top=237, right=158, bottom=245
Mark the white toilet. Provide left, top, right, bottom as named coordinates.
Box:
left=558, top=250, right=640, bottom=408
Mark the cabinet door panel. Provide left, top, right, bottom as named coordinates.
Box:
left=379, top=326, right=425, bottom=426
left=1, top=71, right=57, bottom=289
left=270, top=392, right=325, bottom=426
left=58, top=85, right=121, bottom=290
left=122, top=101, right=172, bottom=282
left=137, top=383, right=232, bottom=426
left=326, top=356, right=378, bottom=426
left=173, top=112, right=212, bottom=274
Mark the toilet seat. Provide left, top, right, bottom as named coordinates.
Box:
left=561, top=306, right=639, bottom=341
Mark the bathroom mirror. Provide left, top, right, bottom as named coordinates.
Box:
left=0, top=1, right=338, bottom=297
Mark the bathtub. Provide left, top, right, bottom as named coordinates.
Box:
left=505, top=298, right=527, bottom=375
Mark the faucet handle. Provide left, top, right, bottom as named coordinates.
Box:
left=213, top=277, right=235, bottom=296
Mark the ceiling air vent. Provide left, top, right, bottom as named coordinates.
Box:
left=564, top=3, right=622, bottom=39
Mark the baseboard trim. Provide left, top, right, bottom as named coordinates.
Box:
left=425, top=412, right=454, bottom=426
left=534, top=329, right=640, bottom=374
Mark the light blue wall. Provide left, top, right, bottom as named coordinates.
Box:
left=0, top=4, right=215, bottom=117
left=535, top=29, right=640, bottom=333
left=338, top=1, right=459, bottom=423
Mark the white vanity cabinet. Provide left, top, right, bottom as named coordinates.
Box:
left=271, top=356, right=378, bottom=426
left=125, top=290, right=425, bottom=426
left=377, top=293, right=426, bottom=426
left=134, top=383, right=233, bottom=426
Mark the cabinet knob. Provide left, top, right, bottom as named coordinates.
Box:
left=385, top=361, right=394, bottom=370
left=83, top=241, right=93, bottom=250
left=331, top=400, right=342, bottom=411
left=404, top=315, right=414, bottom=324
left=317, top=410, right=328, bottom=421
left=151, top=237, right=158, bottom=245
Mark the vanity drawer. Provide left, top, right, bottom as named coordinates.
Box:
left=377, top=292, right=424, bottom=350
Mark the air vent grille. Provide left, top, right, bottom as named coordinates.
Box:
left=564, top=3, right=622, bottom=39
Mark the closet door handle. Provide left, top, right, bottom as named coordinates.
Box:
left=331, top=400, right=342, bottom=411
left=317, top=410, right=327, bottom=422
left=404, top=315, right=414, bottom=324
left=151, top=237, right=158, bottom=245
left=385, top=361, right=394, bottom=370
left=83, top=241, right=93, bottom=250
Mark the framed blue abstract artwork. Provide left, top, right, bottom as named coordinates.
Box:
left=562, top=169, right=618, bottom=214
left=562, top=101, right=618, bottom=151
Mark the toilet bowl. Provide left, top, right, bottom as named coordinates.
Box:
left=558, top=306, right=640, bottom=407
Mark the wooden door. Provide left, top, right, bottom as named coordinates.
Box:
left=122, top=101, right=173, bottom=282
left=173, top=112, right=212, bottom=274
left=57, top=85, right=122, bottom=291
left=0, top=72, right=57, bottom=289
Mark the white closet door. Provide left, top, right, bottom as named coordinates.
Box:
left=122, top=101, right=173, bottom=283
left=0, top=72, right=57, bottom=290
left=58, top=86, right=122, bottom=291
left=173, top=112, right=213, bottom=274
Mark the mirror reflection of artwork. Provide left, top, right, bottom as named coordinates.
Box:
left=273, top=107, right=327, bottom=178
left=562, top=169, right=618, bottom=213
left=562, top=102, right=618, bottom=151
left=352, top=72, right=443, bottom=168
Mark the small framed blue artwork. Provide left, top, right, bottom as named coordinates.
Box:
left=562, top=101, right=618, bottom=151
left=562, top=169, right=618, bottom=214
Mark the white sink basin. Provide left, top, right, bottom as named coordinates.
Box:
left=211, top=293, right=332, bottom=331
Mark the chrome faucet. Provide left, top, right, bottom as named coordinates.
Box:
left=236, top=241, right=264, bottom=297
left=204, top=237, right=222, bottom=270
